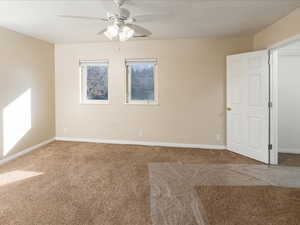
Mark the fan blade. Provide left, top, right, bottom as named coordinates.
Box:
left=58, top=15, right=108, bottom=22
left=133, top=34, right=148, bottom=38
left=97, top=29, right=107, bottom=35
left=134, top=14, right=171, bottom=23
left=127, top=24, right=152, bottom=36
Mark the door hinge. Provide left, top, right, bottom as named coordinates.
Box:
left=268, top=144, right=273, bottom=150
left=268, top=102, right=273, bottom=108
left=268, top=52, right=272, bottom=65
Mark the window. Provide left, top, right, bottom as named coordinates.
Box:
left=125, top=59, right=158, bottom=104
left=80, top=60, right=109, bottom=104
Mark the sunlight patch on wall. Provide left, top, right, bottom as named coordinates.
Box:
left=3, top=89, right=32, bottom=156
left=0, top=170, right=43, bottom=186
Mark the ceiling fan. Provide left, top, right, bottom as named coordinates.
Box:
left=58, top=0, right=152, bottom=42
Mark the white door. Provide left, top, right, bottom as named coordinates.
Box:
left=227, top=50, right=269, bottom=163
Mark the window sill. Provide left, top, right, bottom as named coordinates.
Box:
left=80, top=100, right=110, bottom=105
left=124, top=102, right=160, bottom=106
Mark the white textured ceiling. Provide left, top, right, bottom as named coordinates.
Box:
left=0, top=0, right=300, bottom=43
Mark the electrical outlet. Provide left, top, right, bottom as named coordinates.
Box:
left=63, top=128, right=68, bottom=135
left=216, top=134, right=221, bottom=142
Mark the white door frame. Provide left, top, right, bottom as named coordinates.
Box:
left=268, top=34, right=300, bottom=165
left=269, top=49, right=278, bottom=165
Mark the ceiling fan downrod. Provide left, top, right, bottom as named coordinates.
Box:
left=113, top=0, right=124, bottom=8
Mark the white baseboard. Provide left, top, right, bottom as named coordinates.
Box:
left=279, top=148, right=300, bottom=154
left=0, top=138, right=55, bottom=166
left=55, top=137, right=226, bottom=150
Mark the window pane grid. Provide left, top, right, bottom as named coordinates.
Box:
left=80, top=61, right=109, bottom=104
left=86, top=65, right=108, bottom=100
left=126, top=59, right=158, bottom=105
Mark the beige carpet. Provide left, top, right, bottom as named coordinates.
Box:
left=197, top=185, right=300, bottom=225
left=148, top=163, right=300, bottom=225
left=0, top=141, right=258, bottom=225
left=279, top=153, right=300, bottom=166
left=0, top=141, right=298, bottom=225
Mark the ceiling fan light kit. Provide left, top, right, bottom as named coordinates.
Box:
left=119, top=26, right=135, bottom=41
left=59, top=0, right=151, bottom=42
left=104, top=24, right=119, bottom=40
left=104, top=24, right=135, bottom=41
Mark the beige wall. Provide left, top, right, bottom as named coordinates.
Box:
left=254, top=7, right=300, bottom=49
left=55, top=37, right=252, bottom=146
left=0, top=27, right=55, bottom=159
left=0, top=5, right=299, bottom=157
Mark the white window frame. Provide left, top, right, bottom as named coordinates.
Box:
left=79, top=60, right=109, bottom=105
left=125, top=59, right=159, bottom=105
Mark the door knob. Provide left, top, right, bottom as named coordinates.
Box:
left=227, top=107, right=232, bottom=111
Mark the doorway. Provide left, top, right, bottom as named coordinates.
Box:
left=270, top=39, right=300, bottom=166
left=226, top=36, right=300, bottom=165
